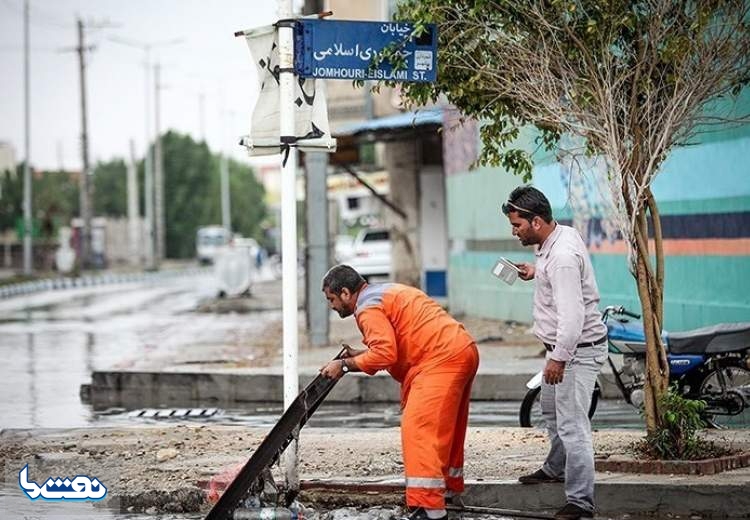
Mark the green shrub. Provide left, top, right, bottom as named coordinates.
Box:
left=635, top=386, right=730, bottom=460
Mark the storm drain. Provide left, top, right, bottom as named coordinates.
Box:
left=128, top=408, right=222, bottom=419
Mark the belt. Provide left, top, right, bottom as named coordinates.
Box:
left=543, top=335, right=608, bottom=352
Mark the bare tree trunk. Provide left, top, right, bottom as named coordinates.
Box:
left=629, top=191, right=670, bottom=433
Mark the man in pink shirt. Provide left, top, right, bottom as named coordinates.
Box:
left=502, top=186, right=608, bottom=520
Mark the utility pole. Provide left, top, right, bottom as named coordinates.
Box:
left=220, top=153, right=231, bottom=233
left=127, top=140, right=141, bottom=267
left=154, top=62, right=165, bottom=266
left=22, top=0, right=32, bottom=275
left=108, top=36, right=181, bottom=270
left=220, top=109, right=232, bottom=234
left=199, top=90, right=206, bottom=142
left=144, top=50, right=155, bottom=270
left=77, top=18, right=92, bottom=269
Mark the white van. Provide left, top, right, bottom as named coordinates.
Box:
left=196, top=226, right=231, bottom=264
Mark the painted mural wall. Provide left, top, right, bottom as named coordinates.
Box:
left=444, top=109, right=750, bottom=332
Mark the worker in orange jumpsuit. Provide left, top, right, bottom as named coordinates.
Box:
left=320, top=265, right=479, bottom=520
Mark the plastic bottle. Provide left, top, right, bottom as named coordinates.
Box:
left=233, top=506, right=297, bottom=520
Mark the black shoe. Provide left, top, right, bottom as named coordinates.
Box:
left=518, top=468, right=564, bottom=484
left=554, top=503, right=594, bottom=520
left=406, top=507, right=448, bottom=520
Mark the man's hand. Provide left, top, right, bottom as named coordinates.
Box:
left=543, top=359, right=566, bottom=385
left=320, top=359, right=346, bottom=379
left=516, top=262, right=535, bottom=281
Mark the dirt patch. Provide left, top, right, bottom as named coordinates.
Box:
left=3, top=425, right=747, bottom=514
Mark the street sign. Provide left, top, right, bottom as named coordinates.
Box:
left=295, top=19, right=437, bottom=83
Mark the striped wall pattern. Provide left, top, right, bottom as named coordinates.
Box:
left=445, top=106, right=750, bottom=332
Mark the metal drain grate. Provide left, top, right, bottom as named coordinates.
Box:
left=128, top=408, right=222, bottom=419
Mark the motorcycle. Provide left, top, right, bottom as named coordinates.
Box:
left=519, top=305, right=750, bottom=429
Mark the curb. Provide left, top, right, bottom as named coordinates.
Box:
left=0, top=267, right=211, bottom=300
left=86, top=369, right=624, bottom=407
left=86, top=371, right=539, bottom=407
left=299, top=476, right=750, bottom=518
left=596, top=452, right=750, bottom=475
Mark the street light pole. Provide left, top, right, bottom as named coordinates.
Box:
left=22, top=0, right=32, bottom=275
left=278, top=0, right=300, bottom=493
left=220, top=109, right=232, bottom=234
left=127, top=140, right=141, bottom=267
left=143, top=47, right=155, bottom=270
left=154, top=62, right=165, bottom=265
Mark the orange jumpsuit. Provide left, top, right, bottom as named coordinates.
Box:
left=351, top=283, right=479, bottom=510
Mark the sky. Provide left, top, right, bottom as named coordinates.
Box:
left=0, top=0, right=288, bottom=171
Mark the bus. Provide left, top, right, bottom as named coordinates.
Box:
left=196, top=226, right=231, bottom=264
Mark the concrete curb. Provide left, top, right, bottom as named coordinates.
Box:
left=0, top=267, right=211, bottom=299
left=86, top=370, right=625, bottom=407
left=86, top=371, right=545, bottom=407
left=300, top=476, right=750, bottom=518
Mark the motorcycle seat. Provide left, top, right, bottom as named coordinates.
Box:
left=669, top=322, right=750, bottom=354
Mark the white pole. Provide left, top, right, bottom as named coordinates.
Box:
left=22, top=0, right=32, bottom=275
left=127, top=140, right=141, bottom=267
left=278, top=0, right=299, bottom=492
left=220, top=153, right=231, bottom=233
left=220, top=109, right=231, bottom=233
left=154, top=62, right=165, bottom=266
left=143, top=47, right=155, bottom=270
left=77, top=19, right=93, bottom=269
left=199, top=91, right=206, bottom=142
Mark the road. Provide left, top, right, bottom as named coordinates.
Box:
left=0, top=271, right=642, bottom=430
left=0, top=271, right=252, bottom=429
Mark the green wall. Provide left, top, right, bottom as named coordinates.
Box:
left=446, top=114, right=750, bottom=332
left=449, top=251, right=750, bottom=332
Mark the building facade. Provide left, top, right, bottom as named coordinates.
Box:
left=445, top=110, right=750, bottom=331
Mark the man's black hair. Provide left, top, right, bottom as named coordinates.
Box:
left=501, top=185, right=553, bottom=224
left=322, top=264, right=366, bottom=294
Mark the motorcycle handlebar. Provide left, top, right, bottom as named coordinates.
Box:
left=603, top=305, right=641, bottom=320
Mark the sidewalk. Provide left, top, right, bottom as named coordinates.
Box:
left=87, top=276, right=626, bottom=408
left=4, top=278, right=750, bottom=518
left=86, top=309, right=554, bottom=408
left=1, top=425, right=748, bottom=518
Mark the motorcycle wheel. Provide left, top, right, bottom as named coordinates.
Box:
left=519, top=383, right=600, bottom=428
left=698, top=363, right=750, bottom=429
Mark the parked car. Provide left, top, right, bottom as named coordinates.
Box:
left=334, top=234, right=355, bottom=263
left=345, top=228, right=391, bottom=280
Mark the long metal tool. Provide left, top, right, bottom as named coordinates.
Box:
left=205, top=350, right=344, bottom=520
left=447, top=504, right=556, bottom=520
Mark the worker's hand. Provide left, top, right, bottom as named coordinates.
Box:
left=515, top=262, right=535, bottom=281
left=320, top=360, right=346, bottom=379
left=543, top=359, right=566, bottom=385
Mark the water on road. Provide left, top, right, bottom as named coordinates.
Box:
left=0, top=273, right=642, bottom=430
left=0, top=273, right=271, bottom=429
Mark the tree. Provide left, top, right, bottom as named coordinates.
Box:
left=160, top=131, right=267, bottom=258
left=227, top=156, right=268, bottom=243
left=392, top=0, right=750, bottom=432
left=33, top=169, right=79, bottom=239
left=0, top=166, right=23, bottom=233
left=93, top=159, right=128, bottom=217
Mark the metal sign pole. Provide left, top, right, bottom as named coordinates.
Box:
left=278, top=0, right=299, bottom=494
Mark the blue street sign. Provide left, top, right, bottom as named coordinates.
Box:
left=295, top=19, right=437, bottom=83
